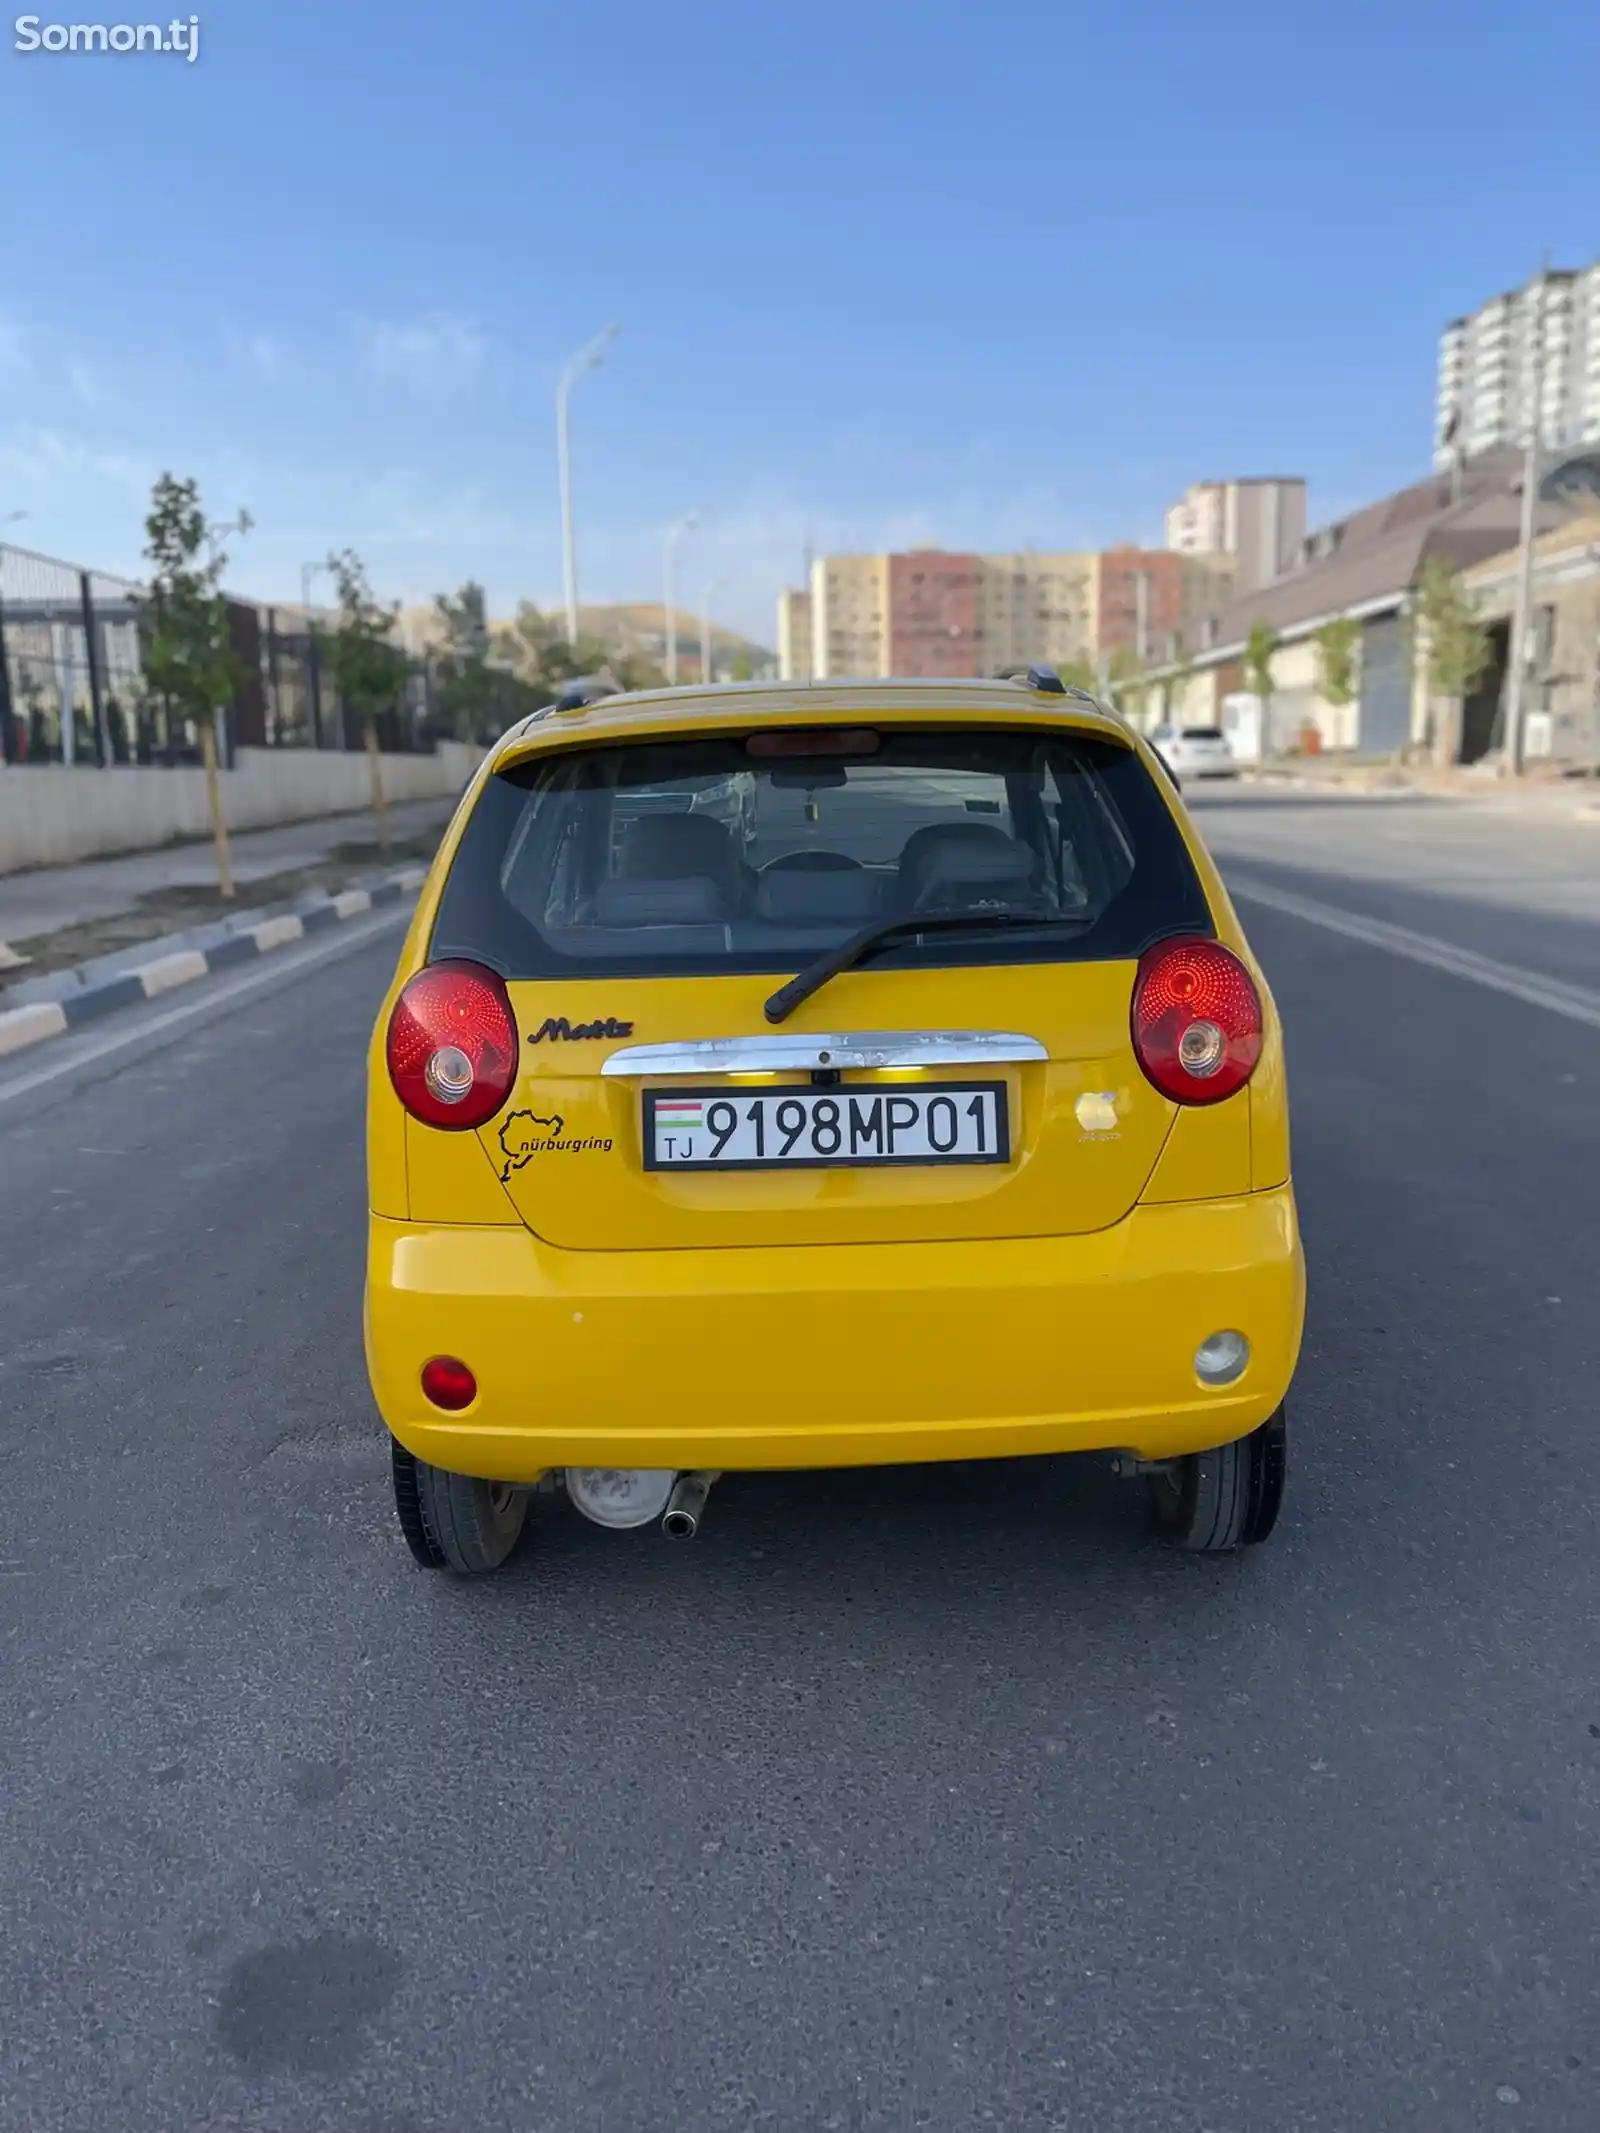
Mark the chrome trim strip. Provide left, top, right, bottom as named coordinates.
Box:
left=600, top=1030, right=1048, bottom=1077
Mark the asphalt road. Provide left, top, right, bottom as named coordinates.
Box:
left=2, top=791, right=1597, bottom=2132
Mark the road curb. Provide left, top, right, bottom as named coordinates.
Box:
left=0, top=866, right=425, bottom=1060
left=1236, top=766, right=1600, bottom=816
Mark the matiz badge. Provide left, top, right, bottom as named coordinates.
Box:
left=527, top=1015, right=634, bottom=1043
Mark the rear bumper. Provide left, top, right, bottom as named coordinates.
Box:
left=366, top=1189, right=1304, bottom=1480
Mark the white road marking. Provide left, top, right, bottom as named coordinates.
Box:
left=0, top=905, right=409, bottom=1108
left=1227, top=875, right=1600, bottom=1029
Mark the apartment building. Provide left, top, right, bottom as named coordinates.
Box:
left=807, top=553, right=889, bottom=677
left=977, top=553, right=1096, bottom=675
left=777, top=589, right=813, bottom=680
left=1435, top=262, right=1600, bottom=466
left=1164, top=479, right=1306, bottom=596
left=1089, top=548, right=1184, bottom=663
left=790, top=549, right=1098, bottom=679
left=885, top=550, right=980, bottom=674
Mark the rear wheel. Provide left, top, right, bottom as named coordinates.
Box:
left=390, top=1438, right=528, bottom=1574
left=1148, top=1407, right=1286, bottom=1552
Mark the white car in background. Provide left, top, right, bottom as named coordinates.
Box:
left=1148, top=723, right=1239, bottom=782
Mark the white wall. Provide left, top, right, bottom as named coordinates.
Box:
left=1165, top=670, right=1223, bottom=726
left=0, top=742, right=483, bottom=874
left=1261, top=640, right=1362, bottom=751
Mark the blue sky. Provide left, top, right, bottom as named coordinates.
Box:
left=3, top=0, right=1597, bottom=644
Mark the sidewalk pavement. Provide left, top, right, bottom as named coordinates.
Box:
left=0, top=797, right=456, bottom=942
left=1239, top=760, right=1600, bottom=818
left=0, top=860, right=430, bottom=1059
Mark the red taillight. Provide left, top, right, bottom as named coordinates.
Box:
left=1131, top=936, right=1263, bottom=1106
left=421, top=1356, right=477, bottom=1410
left=386, top=959, right=517, bottom=1130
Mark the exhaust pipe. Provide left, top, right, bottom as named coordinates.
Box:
left=662, top=1470, right=717, bottom=1539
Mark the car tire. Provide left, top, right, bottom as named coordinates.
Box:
left=390, top=1438, right=528, bottom=1573
left=1147, top=1407, right=1286, bottom=1552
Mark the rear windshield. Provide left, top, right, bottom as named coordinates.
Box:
left=1181, top=726, right=1226, bottom=741
left=429, top=724, right=1212, bottom=979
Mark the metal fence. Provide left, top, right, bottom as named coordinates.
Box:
left=0, top=541, right=521, bottom=768
left=0, top=546, right=149, bottom=766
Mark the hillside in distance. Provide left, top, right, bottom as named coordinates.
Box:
left=395, top=599, right=774, bottom=676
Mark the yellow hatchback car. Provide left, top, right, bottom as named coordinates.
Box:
left=366, top=668, right=1304, bottom=1573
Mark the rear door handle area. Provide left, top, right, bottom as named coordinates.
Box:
left=600, top=1031, right=1049, bottom=1077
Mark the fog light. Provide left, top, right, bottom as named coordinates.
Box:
left=421, top=1355, right=477, bottom=1410
left=566, top=1467, right=676, bottom=1530
left=1194, top=1330, right=1249, bottom=1385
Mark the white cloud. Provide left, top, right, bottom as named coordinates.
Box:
left=0, top=317, right=32, bottom=384
left=0, top=422, right=153, bottom=496
left=357, top=312, right=489, bottom=398
left=0, top=420, right=530, bottom=597
left=221, top=327, right=293, bottom=384
left=0, top=318, right=120, bottom=418
left=0, top=424, right=160, bottom=575
left=66, top=357, right=116, bottom=413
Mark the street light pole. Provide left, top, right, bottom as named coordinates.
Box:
left=556, top=323, right=621, bottom=647
left=1504, top=258, right=1551, bottom=778
left=663, top=513, right=699, bottom=683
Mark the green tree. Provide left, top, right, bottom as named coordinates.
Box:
left=433, top=582, right=500, bottom=742
left=1312, top=616, right=1361, bottom=707
left=730, top=651, right=754, bottom=682
left=492, top=601, right=566, bottom=695
left=1056, top=654, right=1101, bottom=696
left=1105, top=644, right=1147, bottom=721
left=1243, top=620, right=1279, bottom=701
left=136, top=473, right=244, bottom=896
left=493, top=599, right=666, bottom=699
left=326, top=550, right=405, bottom=727
left=326, top=549, right=407, bottom=845
left=1413, top=557, right=1491, bottom=699
left=612, top=651, right=668, bottom=691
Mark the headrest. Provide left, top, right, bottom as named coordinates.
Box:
left=897, top=822, right=1037, bottom=908
left=618, top=812, right=738, bottom=885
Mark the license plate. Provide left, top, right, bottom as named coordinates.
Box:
left=642, top=1082, right=1009, bottom=1171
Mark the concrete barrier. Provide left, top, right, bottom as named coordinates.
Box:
left=0, top=741, right=483, bottom=875
left=0, top=863, right=428, bottom=1057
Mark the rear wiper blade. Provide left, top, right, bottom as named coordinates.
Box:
left=764, top=907, right=1086, bottom=1026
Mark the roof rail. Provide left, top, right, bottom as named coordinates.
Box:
left=548, top=671, right=624, bottom=715
left=995, top=663, right=1067, bottom=695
